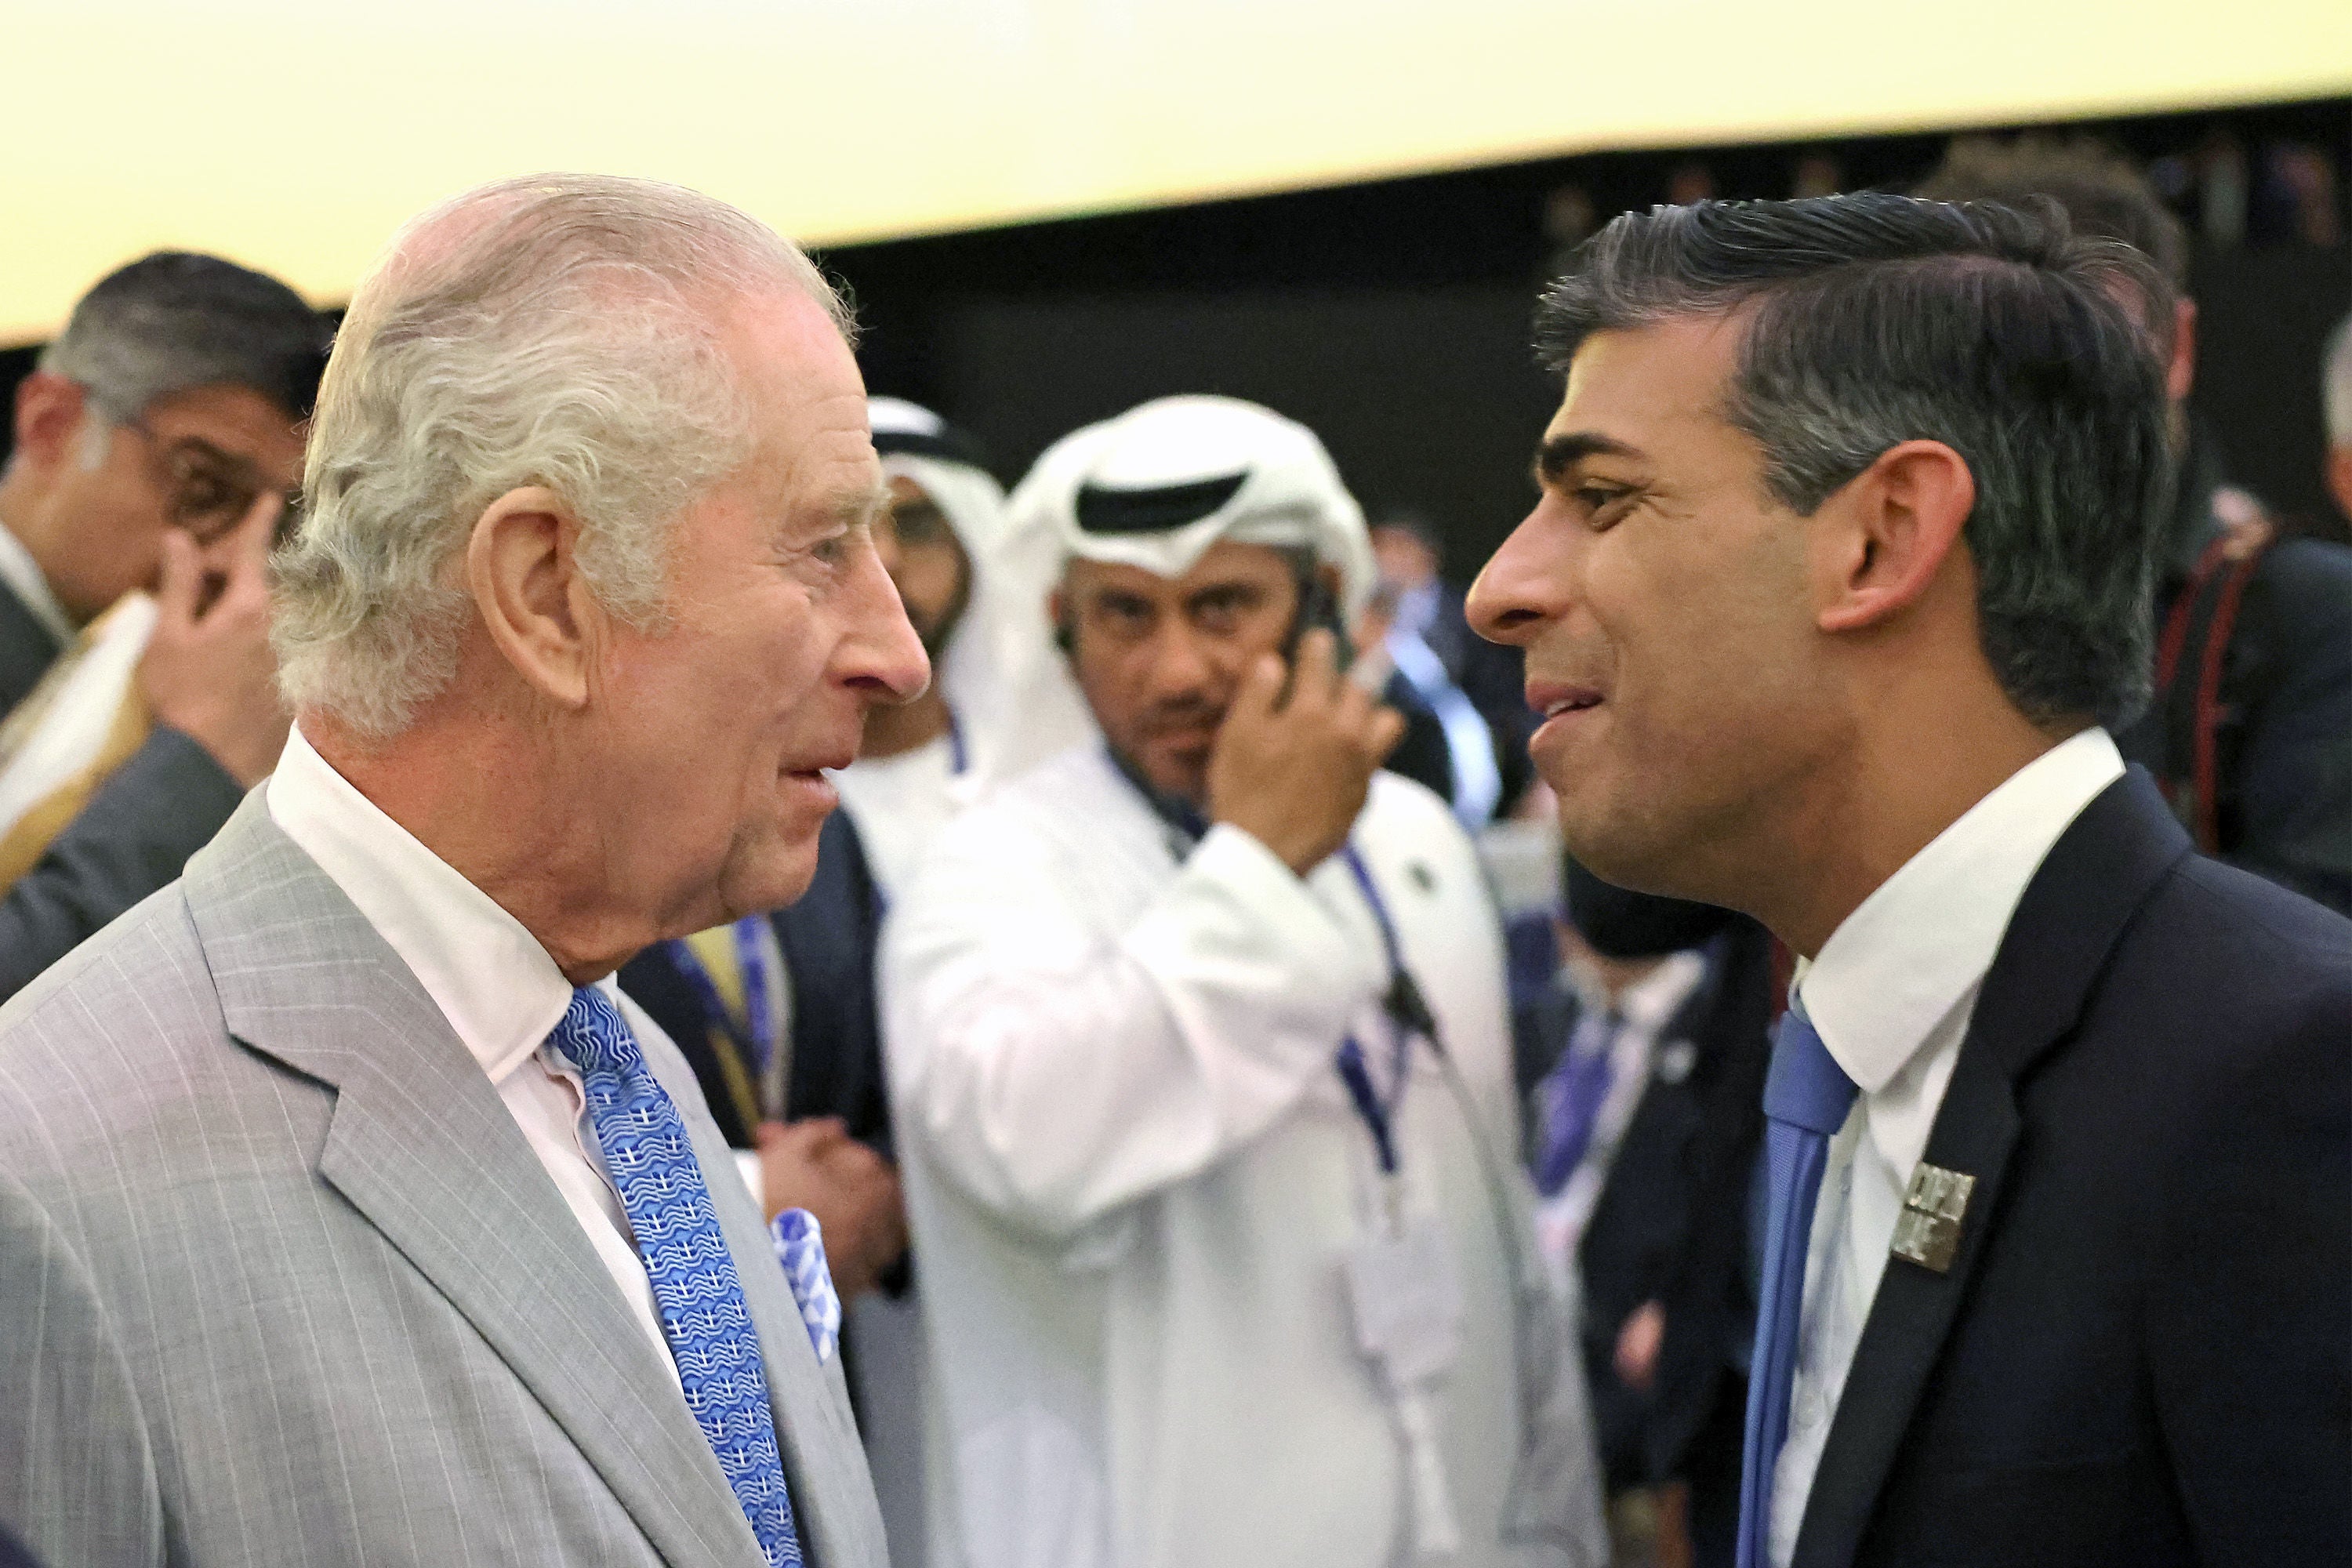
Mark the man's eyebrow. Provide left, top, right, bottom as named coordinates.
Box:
left=1533, top=432, right=1645, bottom=487
left=826, top=478, right=891, bottom=531
left=170, top=437, right=267, bottom=487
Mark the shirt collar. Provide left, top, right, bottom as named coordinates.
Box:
left=0, top=517, right=77, bottom=649
left=266, top=724, right=578, bottom=1083
left=1798, top=728, right=2126, bottom=1095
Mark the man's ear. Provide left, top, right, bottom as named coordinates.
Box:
left=12, top=372, right=95, bottom=475
left=1811, top=440, right=1976, bottom=635
left=464, top=486, right=606, bottom=710
left=1048, top=586, right=1076, bottom=655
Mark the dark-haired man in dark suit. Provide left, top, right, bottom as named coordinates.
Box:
left=1470, top=193, right=2350, bottom=1567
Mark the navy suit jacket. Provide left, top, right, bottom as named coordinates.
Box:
left=1793, top=768, right=2350, bottom=1567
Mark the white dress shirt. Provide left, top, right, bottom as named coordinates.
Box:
left=0, top=517, right=77, bottom=649
left=267, top=725, right=680, bottom=1380
left=1766, top=728, right=2125, bottom=1566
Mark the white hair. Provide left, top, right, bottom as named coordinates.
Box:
left=271, top=172, right=853, bottom=739
left=2327, top=309, right=2352, bottom=448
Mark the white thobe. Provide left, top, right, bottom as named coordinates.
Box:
left=882, top=746, right=1550, bottom=1568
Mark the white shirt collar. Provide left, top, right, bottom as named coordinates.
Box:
left=0, top=517, right=77, bottom=648
left=265, top=724, right=579, bottom=1083
left=1798, top=728, right=2125, bottom=1094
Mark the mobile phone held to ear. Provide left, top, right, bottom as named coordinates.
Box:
left=1282, top=568, right=1353, bottom=675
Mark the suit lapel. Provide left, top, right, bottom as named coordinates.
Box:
left=1791, top=771, right=2193, bottom=1568
left=182, top=795, right=765, bottom=1568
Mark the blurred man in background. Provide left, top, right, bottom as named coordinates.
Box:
left=884, top=395, right=1604, bottom=1568
left=1919, top=137, right=2352, bottom=913
left=0, top=173, right=916, bottom=1567
left=1472, top=191, right=2348, bottom=1567
left=1518, top=867, right=1773, bottom=1568
left=0, top=252, right=324, bottom=996
left=1371, top=513, right=1535, bottom=820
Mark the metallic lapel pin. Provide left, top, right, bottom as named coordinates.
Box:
left=1889, top=1163, right=1976, bottom=1273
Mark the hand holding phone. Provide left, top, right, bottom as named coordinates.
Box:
left=1207, top=627, right=1404, bottom=875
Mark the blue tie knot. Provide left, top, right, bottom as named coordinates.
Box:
left=1764, top=1005, right=1859, bottom=1138
left=551, top=985, right=644, bottom=1078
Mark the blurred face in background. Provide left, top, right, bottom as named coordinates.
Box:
left=1467, top=314, right=1837, bottom=903
left=5, top=373, right=303, bottom=622
left=1057, top=539, right=1301, bottom=804
left=874, top=474, right=972, bottom=658
left=1370, top=522, right=1440, bottom=594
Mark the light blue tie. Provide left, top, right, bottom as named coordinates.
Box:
left=1736, top=1004, right=1860, bottom=1568
left=551, top=986, right=804, bottom=1567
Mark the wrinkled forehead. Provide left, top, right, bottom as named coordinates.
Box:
left=726, top=291, right=879, bottom=494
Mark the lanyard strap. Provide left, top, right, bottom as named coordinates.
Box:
left=946, top=709, right=969, bottom=776
left=1337, top=845, right=1423, bottom=1177
left=668, top=916, right=779, bottom=1078
left=1102, top=742, right=1432, bottom=1180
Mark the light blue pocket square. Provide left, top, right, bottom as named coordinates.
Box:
left=769, top=1207, right=842, bottom=1365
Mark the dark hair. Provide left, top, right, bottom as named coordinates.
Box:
left=38, top=252, right=329, bottom=424
left=1534, top=193, right=2175, bottom=730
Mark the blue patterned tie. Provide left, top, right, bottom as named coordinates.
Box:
left=550, top=986, right=803, bottom=1566
left=1736, top=1004, right=1859, bottom=1568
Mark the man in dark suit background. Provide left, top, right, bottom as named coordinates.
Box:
left=1370, top=512, right=1536, bottom=817
left=1918, top=137, right=2352, bottom=916
left=0, top=253, right=325, bottom=996
left=1518, top=865, right=1773, bottom=1568
left=1469, top=193, right=2349, bottom=1566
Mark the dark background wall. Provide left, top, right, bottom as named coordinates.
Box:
left=824, top=96, right=2352, bottom=573
left=6, top=98, right=2347, bottom=574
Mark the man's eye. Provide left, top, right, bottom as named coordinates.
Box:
left=891, top=504, right=949, bottom=546
left=1573, top=485, right=1635, bottom=526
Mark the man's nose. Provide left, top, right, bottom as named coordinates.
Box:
left=1144, top=619, right=1218, bottom=699
left=1466, top=497, right=1578, bottom=649
left=840, top=532, right=931, bottom=704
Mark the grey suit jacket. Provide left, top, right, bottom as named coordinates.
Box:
left=0, top=791, right=888, bottom=1568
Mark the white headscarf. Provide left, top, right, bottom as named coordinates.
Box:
left=869, top=398, right=1094, bottom=786
left=1010, top=394, right=1380, bottom=622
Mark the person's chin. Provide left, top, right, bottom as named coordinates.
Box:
left=724, top=829, right=826, bottom=916
left=1142, top=744, right=1212, bottom=804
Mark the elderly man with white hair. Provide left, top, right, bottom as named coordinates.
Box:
left=0, top=175, right=923, bottom=1568
left=883, top=395, right=1606, bottom=1568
